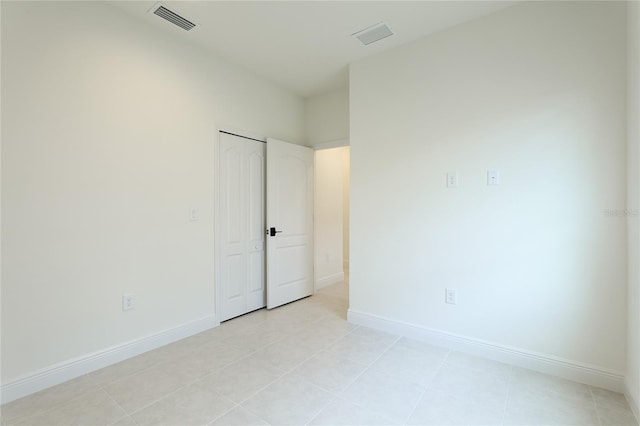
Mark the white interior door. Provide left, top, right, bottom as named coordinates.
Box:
left=218, top=132, right=266, bottom=321
left=266, top=138, right=314, bottom=309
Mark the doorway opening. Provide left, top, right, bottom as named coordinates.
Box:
left=314, top=146, right=350, bottom=304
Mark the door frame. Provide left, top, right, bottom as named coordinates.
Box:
left=213, top=126, right=267, bottom=324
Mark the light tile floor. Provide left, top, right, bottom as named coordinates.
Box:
left=1, top=280, right=638, bottom=426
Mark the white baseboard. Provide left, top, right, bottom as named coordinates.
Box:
left=316, top=272, right=345, bottom=290
left=348, top=309, right=625, bottom=393
left=626, top=379, right=640, bottom=424
left=0, top=315, right=218, bottom=404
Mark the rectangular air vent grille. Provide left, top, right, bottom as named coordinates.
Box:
left=352, top=22, right=394, bottom=46
left=153, top=5, right=196, bottom=31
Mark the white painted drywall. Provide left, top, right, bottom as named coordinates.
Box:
left=306, top=88, right=349, bottom=147
left=315, top=147, right=347, bottom=288
left=350, top=1, right=627, bottom=373
left=343, top=148, right=350, bottom=269
left=627, top=0, right=640, bottom=417
left=1, top=1, right=304, bottom=384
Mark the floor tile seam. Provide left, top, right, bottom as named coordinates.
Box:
left=327, top=394, right=398, bottom=425
left=589, top=386, right=604, bottom=426
left=237, top=388, right=286, bottom=426
left=102, top=387, right=133, bottom=426
left=405, top=350, right=449, bottom=391
left=108, top=415, right=137, bottom=426
left=1, top=401, right=61, bottom=425
left=221, top=331, right=290, bottom=352
left=307, top=330, right=358, bottom=352
left=341, top=324, right=361, bottom=337
left=426, top=378, right=510, bottom=411
left=197, top=347, right=262, bottom=375
left=120, top=375, right=206, bottom=419
left=500, top=364, right=514, bottom=426
left=349, top=328, right=401, bottom=346
left=204, top=402, right=243, bottom=426
left=510, top=385, right=605, bottom=409
left=314, top=349, right=371, bottom=371
left=400, top=383, right=429, bottom=426
left=255, top=336, right=329, bottom=370
left=217, top=356, right=289, bottom=381
left=324, top=335, right=395, bottom=372
left=331, top=332, right=403, bottom=403
left=280, top=344, right=340, bottom=376
left=2, top=381, right=109, bottom=426
left=293, top=387, right=335, bottom=426
left=98, top=356, right=172, bottom=390
left=286, top=367, right=346, bottom=397
left=303, top=400, right=326, bottom=426
left=593, top=399, right=638, bottom=417
left=361, top=359, right=436, bottom=392
left=440, top=356, right=513, bottom=380
left=215, top=368, right=291, bottom=406
left=301, top=393, right=372, bottom=426
left=250, top=333, right=293, bottom=354
left=232, top=368, right=309, bottom=408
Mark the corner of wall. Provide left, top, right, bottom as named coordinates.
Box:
left=627, top=0, right=640, bottom=419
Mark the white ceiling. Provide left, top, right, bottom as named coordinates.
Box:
left=111, top=1, right=517, bottom=98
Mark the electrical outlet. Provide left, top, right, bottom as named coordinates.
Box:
left=487, top=170, right=500, bottom=185
left=445, top=288, right=458, bottom=305
left=122, top=294, right=135, bottom=311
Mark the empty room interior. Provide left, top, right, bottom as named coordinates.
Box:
left=1, top=1, right=639, bottom=425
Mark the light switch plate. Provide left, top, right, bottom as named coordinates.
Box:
left=189, top=207, right=200, bottom=222
left=447, top=172, right=458, bottom=188
left=445, top=288, right=458, bottom=305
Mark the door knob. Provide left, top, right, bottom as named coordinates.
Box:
left=269, top=227, right=283, bottom=237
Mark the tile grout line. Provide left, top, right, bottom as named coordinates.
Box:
left=201, top=302, right=353, bottom=426
left=401, top=349, right=452, bottom=426
left=120, top=377, right=201, bottom=420
left=589, top=386, right=604, bottom=426
left=1, top=379, right=105, bottom=425
left=102, top=387, right=135, bottom=426
left=215, top=323, right=342, bottom=425
left=204, top=401, right=242, bottom=426
left=299, top=327, right=402, bottom=426
left=317, top=333, right=402, bottom=419
left=500, top=364, right=514, bottom=426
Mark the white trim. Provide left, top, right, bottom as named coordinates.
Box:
left=217, top=125, right=266, bottom=143
left=315, top=272, right=345, bottom=290
left=626, top=379, right=640, bottom=424
left=312, top=139, right=349, bottom=150
left=0, top=315, right=218, bottom=404
left=343, top=259, right=349, bottom=270
left=214, top=128, right=223, bottom=324
left=347, top=309, right=626, bottom=393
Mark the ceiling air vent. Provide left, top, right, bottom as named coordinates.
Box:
left=151, top=4, right=196, bottom=31
left=352, top=22, right=394, bottom=46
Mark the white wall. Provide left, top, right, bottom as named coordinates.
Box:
left=342, top=148, right=350, bottom=269
left=627, top=0, right=640, bottom=417
left=350, top=0, right=627, bottom=378
left=1, top=1, right=304, bottom=385
left=306, top=88, right=349, bottom=147
left=315, top=147, right=348, bottom=288
left=307, top=87, right=351, bottom=273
